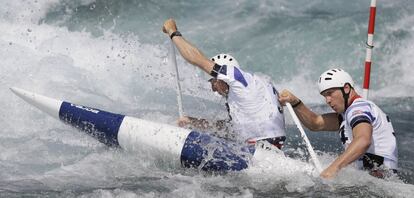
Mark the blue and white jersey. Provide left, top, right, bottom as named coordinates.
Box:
left=339, top=98, right=398, bottom=167
left=215, top=65, right=286, bottom=141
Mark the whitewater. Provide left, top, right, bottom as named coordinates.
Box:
left=1, top=0, right=413, bottom=197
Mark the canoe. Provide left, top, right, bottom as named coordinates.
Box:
left=10, top=87, right=260, bottom=172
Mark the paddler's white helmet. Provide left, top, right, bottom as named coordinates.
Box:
left=318, top=68, right=354, bottom=93
left=211, top=53, right=240, bottom=68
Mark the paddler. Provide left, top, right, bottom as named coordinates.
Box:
left=162, top=18, right=286, bottom=149
left=278, top=69, right=398, bottom=179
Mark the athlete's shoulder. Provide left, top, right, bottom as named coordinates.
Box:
left=345, top=98, right=376, bottom=128
left=351, top=97, right=371, bottom=106
left=217, top=65, right=251, bottom=87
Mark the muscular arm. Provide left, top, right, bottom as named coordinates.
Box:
left=278, top=89, right=339, bottom=131
left=163, top=18, right=215, bottom=74
left=171, top=36, right=215, bottom=74
left=293, top=103, right=340, bottom=131
left=320, top=122, right=372, bottom=178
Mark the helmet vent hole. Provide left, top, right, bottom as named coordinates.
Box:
left=211, top=58, right=215, bottom=61
left=327, top=72, right=333, bottom=75
left=218, top=55, right=220, bottom=59
left=325, top=77, right=332, bottom=80
left=224, top=55, right=227, bottom=58
left=229, top=58, right=233, bottom=61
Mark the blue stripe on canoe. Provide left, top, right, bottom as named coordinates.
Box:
left=180, top=131, right=255, bottom=172
left=59, top=101, right=125, bottom=146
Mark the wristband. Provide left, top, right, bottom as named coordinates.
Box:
left=170, top=31, right=182, bottom=39
left=291, top=100, right=302, bottom=108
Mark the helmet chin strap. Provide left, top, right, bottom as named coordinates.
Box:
left=340, top=83, right=352, bottom=112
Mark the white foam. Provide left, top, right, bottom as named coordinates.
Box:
left=1, top=1, right=413, bottom=197
left=0, top=0, right=59, bottom=24
left=371, top=14, right=414, bottom=98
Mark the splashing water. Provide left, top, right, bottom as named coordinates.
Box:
left=1, top=0, right=413, bottom=197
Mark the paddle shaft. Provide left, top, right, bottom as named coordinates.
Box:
left=170, top=40, right=184, bottom=117
left=286, top=102, right=323, bottom=173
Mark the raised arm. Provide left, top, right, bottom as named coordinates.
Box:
left=278, top=89, right=340, bottom=131
left=162, top=18, right=215, bottom=74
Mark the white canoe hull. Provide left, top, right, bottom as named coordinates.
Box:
left=10, top=87, right=255, bottom=172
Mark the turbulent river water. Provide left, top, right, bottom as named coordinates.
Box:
left=1, top=0, right=413, bottom=197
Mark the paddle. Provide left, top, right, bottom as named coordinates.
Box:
left=286, top=102, right=323, bottom=173
left=169, top=40, right=184, bottom=117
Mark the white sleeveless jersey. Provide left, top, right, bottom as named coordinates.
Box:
left=216, top=65, right=286, bottom=141
left=339, top=98, right=398, bottom=164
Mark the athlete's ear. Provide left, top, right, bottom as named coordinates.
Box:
left=344, top=83, right=352, bottom=93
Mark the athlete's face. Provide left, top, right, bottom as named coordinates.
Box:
left=210, top=79, right=229, bottom=97
left=321, top=87, right=345, bottom=113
